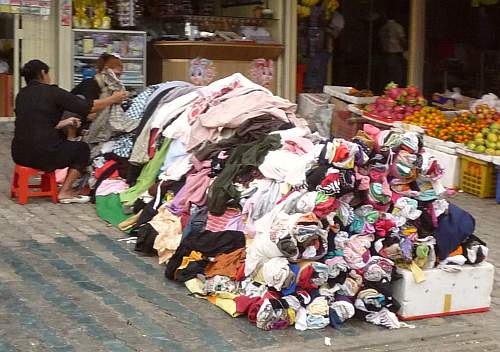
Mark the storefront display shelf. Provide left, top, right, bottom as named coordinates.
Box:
left=150, top=14, right=277, bottom=22
left=71, top=29, right=147, bottom=91
left=74, top=55, right=144, bottom=61
left=72, top=28, right=146, bottom=34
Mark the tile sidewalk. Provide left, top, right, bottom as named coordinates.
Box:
left=0, top=122, right=498, bottom=351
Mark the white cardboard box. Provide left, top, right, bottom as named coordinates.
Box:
left=392, top=262, right=494, bottom=320
left=323, top=86, right=378, bottom=104
left=425, top=146, right=461, bottom=188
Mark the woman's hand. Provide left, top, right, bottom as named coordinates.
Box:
left=91, top=90, right=129, bottom=113
left=111, top=90, right=129, bottom=104
left=56, top=117, right=81, bottom=129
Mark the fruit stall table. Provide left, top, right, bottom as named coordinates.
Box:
left=323, top=86, right=379, bottom=139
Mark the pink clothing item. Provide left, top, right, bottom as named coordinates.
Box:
left=363, top=124, right=381, bottom=139
left=170, top=157, right=212, bottom=214
left=187, top=73, right=270, bottom=125
left=95, top=179, right=129, bottom=196
left=374, top=218, right=396, bottom=237
left=428, top=203, right=439, bottom=228
left=206, top=208, right=242, bottom=232
left=365, top=198, right=392, bottom=213
left=188, top=85, right=239, bottom=124
left=355, top=170, right=370, bottom=191
left=369, top=169, right=392, bottom=197
left=362, top=222, right=375, bottom=235
left=187, top=90, right=297, bottom=150
left=225, top=215, right=245, bottom=232
left=55, top=168, right=68, bottom=184
left=283, top=137, right=314, bottom=156
left=391, top=192, right=402, bottom=203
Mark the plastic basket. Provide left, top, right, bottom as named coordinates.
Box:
left=297, top=93, right=330, bottom=118
left=459, top=155, right=497, bottom=198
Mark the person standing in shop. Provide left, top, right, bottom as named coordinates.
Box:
left=378, top=12, right=407, bottom=86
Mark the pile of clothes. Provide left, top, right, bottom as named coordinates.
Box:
left=88, top=73, right=488, bottom=331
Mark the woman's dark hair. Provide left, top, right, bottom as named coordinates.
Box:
left=20, top=59, right=49, bottom=84
left=96, top=53, right=121, bottom=72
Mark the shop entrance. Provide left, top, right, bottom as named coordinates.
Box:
left=0, top=13, right=14, bottom=118
left=297, top=0, right=410, bottom=95
left=424, top=0, right=500, bottom=98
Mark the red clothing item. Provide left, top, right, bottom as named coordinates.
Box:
left=321, top=173, right=340, bottom=187
left=313, top=197, right=340, bottom=218
left=247, top=291, right=279, bottom=323
left=94, top=160, right=119, bottom=179
left=375, top=218, right=396, bottom=237
left=180, top=212, right=191, bottom=230
left=297, top=265, right=318, bottom=291
left=235, top=296, right=261, bottom=314
left=332, top=144, right=350, bottom=162
left=235, top=262, right=246, bottom=282
left=148, top=129, right=160, bottom=159
left=247, top=299, right=263, bottom=324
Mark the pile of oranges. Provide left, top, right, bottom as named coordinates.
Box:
left=403, top=105, right=500, bottom=144
left=403, top=107, right=447, bottom=130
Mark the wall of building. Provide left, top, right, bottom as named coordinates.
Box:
left=20, top=2, right=59, bottom=83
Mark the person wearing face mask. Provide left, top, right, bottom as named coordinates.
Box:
left=72, top=53, right=124, bottom=102
left=67, top=53, right=125, bottom=139
left=12, top=59, right=128, bottom=203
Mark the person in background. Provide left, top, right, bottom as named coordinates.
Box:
left=12, top=59, right=128, bottom=203
left=72, top=53, right=124, bottom=101
left=67, top=53, right=125, bottom=139
left=378, top=11, right=407, bottom=85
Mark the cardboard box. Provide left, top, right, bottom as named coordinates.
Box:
left=0, top=73, right=13, bottom=117
left=425, top=146, right=461, bottom=188
left=392, top=262, right=494, bottom=320
left=431, top=93, right=475, bottom=111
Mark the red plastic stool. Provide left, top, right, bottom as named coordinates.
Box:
left=10, top=165, right=58, bottom=205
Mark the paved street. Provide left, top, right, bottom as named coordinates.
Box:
left=0, top=121, right=498, bottom=352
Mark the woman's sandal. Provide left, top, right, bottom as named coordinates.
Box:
left=58, top=195, right=91, bottom=204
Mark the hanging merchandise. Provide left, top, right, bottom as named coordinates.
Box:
left=73, top=0, right=111, bottom=29
left=110, top=0, right=143, bottom=28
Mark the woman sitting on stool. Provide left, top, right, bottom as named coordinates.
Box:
left=11, top=59, right=128, bottom=203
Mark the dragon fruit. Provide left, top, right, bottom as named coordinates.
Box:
left=366, top=103, right=376, bottom=112
left=406, top=85, right=419, bottom=96
left=364, top=82, right=427, bottom=120
left=387, top=87, right=405, bottom=100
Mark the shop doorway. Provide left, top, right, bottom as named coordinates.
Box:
left=0, top=13, right=14, bottom=118
left=297, top=0, right=410, bottom=95
left=424, top=0, right=500, bottom=99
